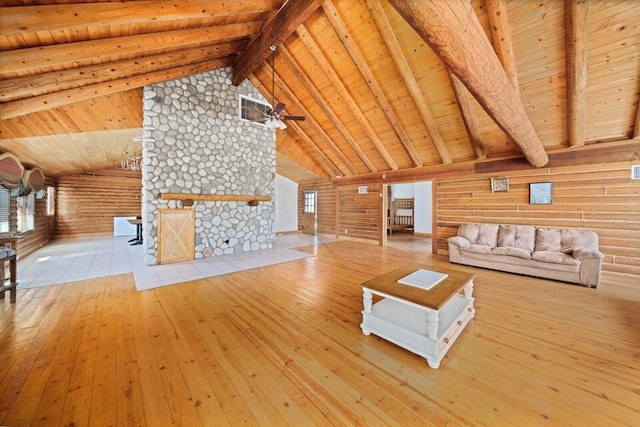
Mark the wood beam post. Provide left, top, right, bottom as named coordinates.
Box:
left=387, top=0, right=548, bottom=168
left=365, top=0, right=451, bottom=164
left=232, top=0, right=325, bottom=85
left=448, top=71, right=487, bottom=160
left=323, top=0, right=423, bottom=168
left=566, top=0, right=589, bottom=147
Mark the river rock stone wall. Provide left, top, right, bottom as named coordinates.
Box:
left=141, top=67, right=276, bottom=265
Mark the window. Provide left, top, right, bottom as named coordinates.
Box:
left=0, top=188, right=8, bottom=233
left=17, top=193, right=35, bottom=232
left=239, top=95, right=269, bottom=124
left=303, top=190, right=316, bottom=214
left=47, top=186, right=55, bottom=216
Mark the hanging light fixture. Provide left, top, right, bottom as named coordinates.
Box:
left=120, top=152, right=142, bottom=171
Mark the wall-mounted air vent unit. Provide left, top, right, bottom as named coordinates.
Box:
left=632, top=165, right=640, bottom=180
left=239, top=95, right=269, bottom=125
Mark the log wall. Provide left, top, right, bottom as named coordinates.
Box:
left=298, top=181, right=336, bottom=235
left=298, top=181, right=381, bottom=241
left=336, top=184, right=381, bottom=241
left=436, top=161, right=640, bottom=277
left=55, top=170, right=142, bottom=238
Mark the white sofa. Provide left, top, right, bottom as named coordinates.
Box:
left=447, top=223, right=603, bottom=287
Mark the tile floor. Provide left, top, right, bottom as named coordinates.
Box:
left=16, top=233, right=337, bottom=291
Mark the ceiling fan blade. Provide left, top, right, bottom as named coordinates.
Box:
left=281, top=115, right=305, bottom=121
left=272, top=102, right=286, bottom=115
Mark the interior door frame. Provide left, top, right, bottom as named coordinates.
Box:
left=302, top=189, right=317, bottom=235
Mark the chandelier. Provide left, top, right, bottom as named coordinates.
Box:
left=121, top=152, right=142, bottom=171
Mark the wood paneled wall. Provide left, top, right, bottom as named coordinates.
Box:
left=337, top=184, right=381, bottom=241
left=298, top=181, right=381, bottom=242
left=298, top=181, right=336, bottom=235
left=436, top=161, right=640, bottom=277
left=55, top=170, right=142, bottom=238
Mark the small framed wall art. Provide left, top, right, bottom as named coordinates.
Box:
left=529, top=182, right=553, bottom=204
left=491, top=177, right=509, bottom=193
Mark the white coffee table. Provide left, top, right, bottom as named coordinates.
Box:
left=360, top=263, right=475, bottom=369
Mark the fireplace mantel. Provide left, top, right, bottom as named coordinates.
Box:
left=161, top=193, right=271, bottom=206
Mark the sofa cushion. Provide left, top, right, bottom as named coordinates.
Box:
left=576, top=231, right=599, bottom=251
left=458, top=223, right=480, bottom=243
left=560, top=229, right=580, bottom=253
left=491, top=246, right=532, bottom=260
left=477, top=224, right=499, bottom=247
left=498, top=224, right=535, bottom=253
left=535, top=228, right=562, bottom=252
left=497, top=225, right=516, bottom=247
left=458, top=223, right=498, bottom=247
left=532, top=251, right=580, bottom=265
left=514, top=226, right=536, bottom=252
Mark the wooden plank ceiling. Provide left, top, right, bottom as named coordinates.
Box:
left=0, top=0, right=638, bottom=183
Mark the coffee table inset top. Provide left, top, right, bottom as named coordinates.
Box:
left=360, top=263, right=476, bottom=310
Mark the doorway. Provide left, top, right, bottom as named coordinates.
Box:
left=383, top=181, right=433, bottom=254
left=302, top=190, right=317, bottom=235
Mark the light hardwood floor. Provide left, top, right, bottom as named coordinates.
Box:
left=1, top=241, right=639, bottom=426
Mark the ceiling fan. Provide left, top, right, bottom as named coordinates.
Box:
left=243, top=45, right=305, bottom=129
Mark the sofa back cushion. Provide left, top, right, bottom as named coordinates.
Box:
left=561, top=229, right=580, bottom=253
left=498, top=225, right=536, bottom=253
left=535, top=228, right=562, bottom=252
left=458, top=223, right=499, bottom=247
left=561, top=229, right=599, bottom=253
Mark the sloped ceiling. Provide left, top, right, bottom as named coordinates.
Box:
left=0, top=0, right=639, bottom=183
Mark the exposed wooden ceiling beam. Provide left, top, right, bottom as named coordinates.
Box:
left=365, top=0, right=451, bottom=164
left=249, top=74, right=341, bottom=178
left=0, top=0, right=280, bottom=35
left=475, top=139, right=640, bottom=174
left=334, top=161, right=474, bottom=187
left=263, top=62, right=359, bottom=176
left=1, top=23, right=260, bottom=76
left=0, top=57, right=234, bottom=120
left=231, top=0, right=325, bottom=86
left=296, top=25, right=398, bottom=171
left=0, top=42, right=246, bottom=103
left=279, top=45, right=377, bottom=173
left=323, top=0, right=423, bottom=168
left=634, top=95, right=640, bottom=139
left=448, top=71, right=487, bottom=160
left=335, top=139, right=640, bottom=187
left=285, top=120, right=341, bottom=178
left=566, top=0, right=589, bottom=147
left=387, top=0, right=549, bottom=168
left=485, top=0, right=519, bottom=90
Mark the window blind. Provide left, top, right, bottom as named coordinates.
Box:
left=0, top=188, right=8, bottom=233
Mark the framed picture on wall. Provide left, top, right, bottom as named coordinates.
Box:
left=491, top=177, right=509, bottom=193
left=529, top=182, right=553, bottom=204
